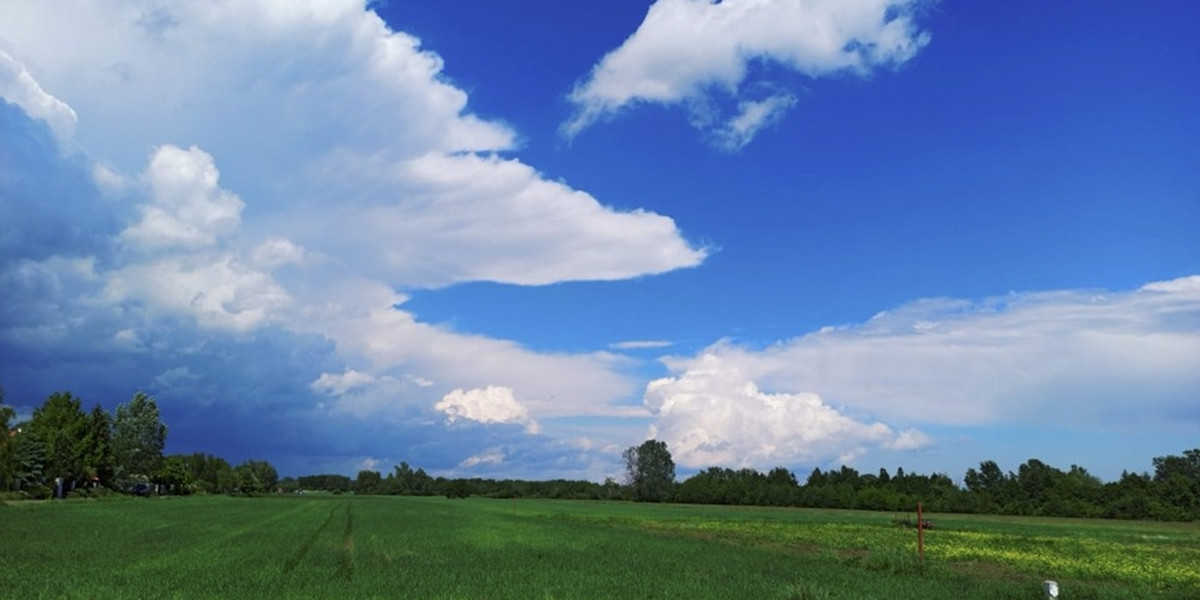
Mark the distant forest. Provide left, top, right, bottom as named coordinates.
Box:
left=330, top=448, right=1200, bottom=523
left=3, top=388, right=1197, bottom=522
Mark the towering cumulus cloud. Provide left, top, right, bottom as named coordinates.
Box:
left=645, top=353, right=928, bottom=469
left=105, top=144, right=291, bottom=332
left=0, top=0, right=702, bottom=474
left=0, top=0, right=706, bottom=287
left=565, top=0, right=930, bottom=149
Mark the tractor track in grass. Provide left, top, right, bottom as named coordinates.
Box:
left=339, top=503, right=355, bottom=581
left=283, top=504, right=339, bottom=574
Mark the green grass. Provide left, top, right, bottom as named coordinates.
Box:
left=1, top=495, right=1196, bottom=599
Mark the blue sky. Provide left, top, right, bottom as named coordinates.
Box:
left=1, top=0, right=1197, bottom=482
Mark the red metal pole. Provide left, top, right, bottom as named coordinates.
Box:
left=917, top=501, right=925, bottom=563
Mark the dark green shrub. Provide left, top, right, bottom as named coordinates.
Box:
left=22, top=484, right=52, bottom=500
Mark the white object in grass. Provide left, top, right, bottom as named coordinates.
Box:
left=1043, top=580, right=1059, bottom=599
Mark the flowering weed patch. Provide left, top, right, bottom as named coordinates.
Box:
left=929, top=522, right=1200, bottom=589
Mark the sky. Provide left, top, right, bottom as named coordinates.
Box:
left=1, top=0, right=1197, bottom=483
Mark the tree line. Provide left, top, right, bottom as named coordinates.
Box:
left=669, top=457, right=1200, bottom=521
left=4, top=387, right=1196, bottom=522
left=333, top=439, right=1200, bottom=522
left=0, top=388, right=279, bottom=499
left=292, top=462, right=623, bottom=501
left=633, top=440, right=1200, bottom=522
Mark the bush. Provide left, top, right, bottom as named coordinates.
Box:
left=21, top=484, right=52, bottom=500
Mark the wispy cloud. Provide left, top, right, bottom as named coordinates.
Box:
left=459, top=449, right=506, bottom=469
left=564, top=0, right=931, bottom=148
left=650, top=276, right=1200, bottom=469
left=611, top=340, right=674, bottom=350
left=712, top=93, right=798, bottom=151
left=0, top=48, right=76, bottom=144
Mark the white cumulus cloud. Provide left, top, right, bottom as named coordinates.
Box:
left=436, top=386, right=541, bottom=434
left=104, top=144, right=292, bottom=332
left=565, top=0, right=931, bottom=147
left=120, top=145, right=244, bottom=251
left=645, top=353, right=925, bottom=469
left=105, top=255, right=291, bottom=332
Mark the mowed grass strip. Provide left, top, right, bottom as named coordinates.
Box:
left=3, top=495, right=1197, bottom=599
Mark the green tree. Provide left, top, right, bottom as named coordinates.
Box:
left=80, top=405, right=115, bottom=489
left=233, top=462, right=261, bottom=495
left=964, top=460, right=1009, bottom=512
left=253, top=460, right=279, bottom=492
left=0, top=387, right=15, bottom=490
left=390, top=462, right=415, bottom=494
left=356, top=469, right=383, bottom=494
left=1059, top=465, right=1104, bottom=518
left=277, top=476, right=300, bottom=494
left=1013, top=459, right=1066, bottom=516
left=1152, top=449, right=1200, bottom=482
left=876, top=467, right=891, bottom=485
left=297, top=473, right=352, bottom=492
left=1152, top=449, right=1200, bottom=520
left=233, top=459, right=278, bottom=495
left=602, top=477, right=621, bottom=500
left=27, top=391, right=89, bottom=492
left=623, top=439, right=675, bottom=502
left=12, top=428, right=47, bottom=494
left=1104, top=471, right=1159, bottom=520
left=112, top=392, right=167, bottom=488
left=183, top=453, right=235, bottom=494
left=155, top=454, right=193, bottom=494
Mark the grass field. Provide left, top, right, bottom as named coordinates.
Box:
left=2, top=495, right=1197, bottom=599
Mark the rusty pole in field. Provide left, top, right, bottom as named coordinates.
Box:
left=917, top=501, right=925, bottom=563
